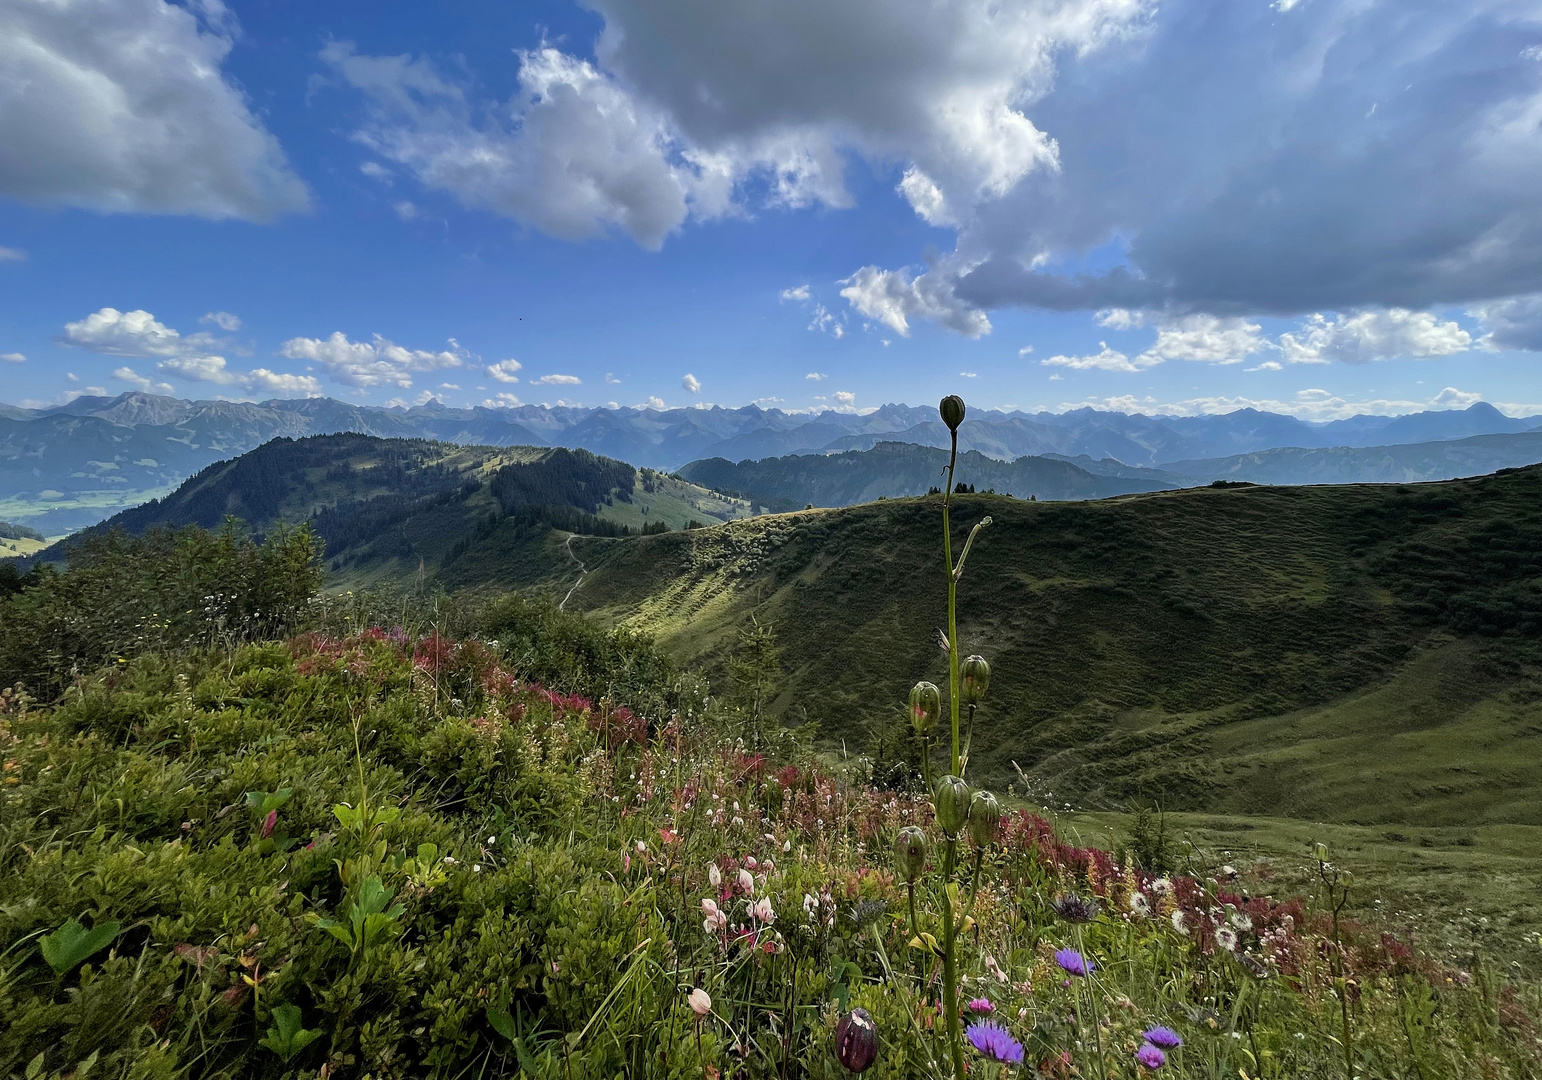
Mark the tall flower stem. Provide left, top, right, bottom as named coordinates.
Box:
left=940, top=837, right=966, bottom=1080
left=1075, top=924, right=1109, bottom=1080
left=943, top=428, right=961, bottom=775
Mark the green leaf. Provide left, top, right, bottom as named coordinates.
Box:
left=25, top=1053, right=44, bottom=1080
left=38, top=917, right=121, bottom=975
left=486, top=1003, right=517, bottom=1041
left=259, top=1003, right=323, bottom=1063
left=245, top=788, right=293, bottom=815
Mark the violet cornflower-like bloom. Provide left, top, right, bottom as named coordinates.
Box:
left=1054, top=948, right=1094, bottom=977
left=1142, top=1026, right=1183, bottom=1049
left=964, top=1022, right=1025, bottom=1063
left=1136, top=1043, right=1166, bottom=1069
left=966, top=997, right=995, bottom=1014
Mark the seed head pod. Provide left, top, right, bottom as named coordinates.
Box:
left=894, top=825, right=928, bottom=883
left=939, top=395, right=967, bottom=432
left=968, top=789, right=1001, bottom=848
left=835, top=1007, right=879, bottom=1072
left=933, top=774, right=971, bottom=835
left=908, top=681, right=941, bottom=736
left=960, top=655, right=991, bottom=705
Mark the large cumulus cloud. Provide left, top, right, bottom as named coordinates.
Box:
left=0, top=0, right=308, bottom=220
left=952, top=0, right=1542, bottom=318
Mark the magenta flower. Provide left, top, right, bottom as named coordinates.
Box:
left=966, top=997, right=995, bottom=1014
left=1136, top=1043, right=1166, bottom=1069
left=965, top=1022, right=1024, bottom=1063
left=1142, top=1026, right=1182, bottom=1049
left=1054, top=948, right=1094, bottom=977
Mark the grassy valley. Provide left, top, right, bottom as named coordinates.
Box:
left=555, top=468, right=1542, bottom=828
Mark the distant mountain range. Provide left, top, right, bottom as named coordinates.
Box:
left=685, top=431, right=1542, bottom=510
left=3, top=391, right=1540, bottom=531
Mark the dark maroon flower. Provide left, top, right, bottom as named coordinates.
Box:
left=835, top=1007, right=878, bottom=1072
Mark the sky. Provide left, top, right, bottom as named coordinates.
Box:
left=1, top=0, right=1541, bottom=421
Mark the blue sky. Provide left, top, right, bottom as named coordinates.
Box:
left=1, top=0, right=1540, bottom=419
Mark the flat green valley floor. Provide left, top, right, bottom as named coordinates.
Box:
left=1050, top=808, right=1542, bottom=974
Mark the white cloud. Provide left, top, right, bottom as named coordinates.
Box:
left=898, top=167, right=951, bottom=225
left=641, top=395, right=667, bottom=409
left=533, top=373, right=581, bottom=386
left=112, top=366, right=174, bottom=394
left=486, top=359, right=522, bottom=383
left=808, top=303, right=846, bottom=339
left=393, top=200, right=418, bottom=221
left=359, top=161, right=392, bottom=182
left=62, top=307, right=200, bottom=357
left=605, top=372, right=622, bottom=384
left=324, top=43, right=715, bottom=250
left=780, top=284, right=811, bottom=302
left=200, top=311, right=241, bottom=331
left=1141, top=314, right=1266, bottom=366
left=605, top=400, right=620, bottom=408
left=0, top=0, right=307, bottom=220
left=278, top=331, right=468, bottom=388
left=805, top=372, right=827, bottom=380
left=1018, top=345, right=1034, bottom=356
left=245, top=369, right=322, bottom=395
left=1059, top=386, right=1496, bottom=421
left=1040, top=342, right=1153, bottom=372
left=1471, top=294, right=1542, bottom=352
left=681, top=373, right=702, bottom=394
left=833, top=390, right=856, bottom=406
left=839, top=264, right=990, bottom=338
left=157, top=355, right=238, bottom=384
left=1278, top=309, right=1471, bottom=365
left=58, top=307, right=319, bottom=396
left=1, top=352, right=23, bottom=363
left=959, top=371, right=978, bottom=378
left=588, top=0, right=1122, bottom=215
left=0, top=246, right=26, bottom=262
left=482, top=392, right=523, bottom=408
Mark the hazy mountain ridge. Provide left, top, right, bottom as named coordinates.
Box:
left=678, top=442, right=1173, bottom=509
left=3, top=391, right=1539, bottom=531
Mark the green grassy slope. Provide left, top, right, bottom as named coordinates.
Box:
left=559, top=468, right=1542, bottom=826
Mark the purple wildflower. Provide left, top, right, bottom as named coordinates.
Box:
left=1136, top=1043, right=1166, bottom=1069
left=1142, top=1026, right=1183, bottom=1049
left=1054, top=948, right=1094, bottom=977
left=967, top=998, right=995, bottom=1014
left=965, top=1022, right=1025, bottom=1064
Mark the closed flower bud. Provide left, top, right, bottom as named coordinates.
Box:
left=960, top=655, right=991, bottom=706
left=968, top=790, right=1001, bottom=848
left=933, top=774, right=971, bottom=835
left=688, top=987, right=712, bottom=1018
left=909, top=681, right=941, bottom=736
left=939, top=395, right=966, bottom=432
left=835, top=1007, right=879, bottom=1072
left=894, top=825, right=928, bottom=883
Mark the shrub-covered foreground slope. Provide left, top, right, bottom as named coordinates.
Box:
left=2, top=625, right=1539, bottom=1077
left=3, top=521, right=1542, bottom=1078
left=563, top=467, right=1542, bottom=826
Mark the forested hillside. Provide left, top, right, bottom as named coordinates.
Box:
left=65, top=434, right=754, bottom=586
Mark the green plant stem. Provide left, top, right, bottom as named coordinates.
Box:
left=941, top=838, right=965, bottom=1080
left=1075, top=924, right=1108, bottom=1080
left=943, top=429, right=961, bottom=775
left=961, top=704, right=976, bottom=779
